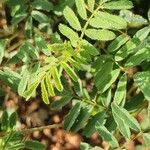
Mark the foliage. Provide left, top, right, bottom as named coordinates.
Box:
left=0, top=0, right=150, bottom=149
left=0, top=110, right=45, bottom=150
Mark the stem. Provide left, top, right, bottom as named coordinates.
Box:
left=80, top=6, right=101, bottom=40
left=0, top=123, right=62, bottom=137
left=21, top=123, right=62, bottom=135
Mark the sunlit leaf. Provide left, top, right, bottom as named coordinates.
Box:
left=63, top=6, right=81, bottom=31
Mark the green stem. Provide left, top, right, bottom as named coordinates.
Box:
left=80, top=5, right=101, bottom=40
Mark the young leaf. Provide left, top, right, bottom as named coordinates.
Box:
left=107, top=34, right=130, bottom=52
left=61, top=62, right=78, bottom=82
left=25, top=140, right=45, bottom=150
left=134, top=71, right=150, bottom=101
left=85, top=29, right=116, bottom=41
left=63, top=102, right=81, bottom=131
left=112, top=110, right=131, bottom=139
left=45, top=75, right=55, bottom=97
left=90, top=11, right=127, bottom=29
left=51, top=95, right=72, bottom=110
left=51, top=67, right=63, bottom=92
left=75, top=0, right=87, bottom=20
left=95, top=123, right=119, bottom=148
left=63, top=6, right=81, bottom=31
left=82, top=112, right=106, bottom=137
left=114, top=74, right=127, bottom=105
left=32, top=10, right=49, bottom=23
left=102, top=0, right=133, bottom=10
left=41, top=79, right=50, bottom=104
left=31, top=0, right=54, bottom=12
left=59, top=24, right=79, bottom=47
left=111, top=102, right=141, bottom=132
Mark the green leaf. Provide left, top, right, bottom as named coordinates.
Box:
left=75, top=0, right=87, bottom=20
left=9, top=112, right=17, bottom=128
left=63, top=6, right=81, bottom=31
left=107, top=34, right=130, bottom=52
left=112, top=110, right=131, bottom=139
left=0, top=40, right=7, bottom=64
left=148, top=9, right=150, bottom=21
left=41, top=79, right=50, bottom=104
left=51, top=67, right=63, bottom=92
left=59, top=24, right=79, bottom=47
left=25, top=140, right=45, bottom=150
left=85, top=29, right=116, bottom=41
left=87, top=0, right=95, bottom=12
left=25, top=16, right=33, bottom=38
left=111, top=102, right=141, bottom=132
left=80, top=142, right=103, bottom=150
left=90, top=11, right=127, bottom=29
left=95, top=69, right=120, bottom=93
left=102, top=0, right=133, bottom=10
left=100, top=89, right=112, bottom=107
left=134, top=26, right=150, bottom=41
left=51, top=95, right=72, bottom=110
left=18, top=68, right=30, bottom=96
left=23, top=82, right=39, bottom=100
left=82, top=112, right=106, bottom=137
left=80, top=142, right=91, bottom=150
left=35, top=35, right=50, bottom=56
left=125, top=47, right=150, bottom=67
left=134, top=72, right=150, bottom=101
left=94, top=61, right=113, bottom=84
left=81, top=40, right=99, bottom=56
left=95, top=123, right=119, bottom=148
left=115, top=38, right=140, bottom=61
left=11, top=6, right=28, bottom=26
left=71, top=107, right=92, bottom=132
left=0, top=69, right=21, bottom=91
left=45, top=75, right=55, bottom=97
left=32, top=10, right=49, bottom=23
left=143, top=133, right=150, bottom=148
left=21, top=42, right=39, bottom=60
left=63, top=102, right=81, bottom=131
left=32, top=0, right=53, bottom=12
left=114, top=74, right=127, bottom=105
left=1, top=111, right=9, bottom=131
left=61, top=62, right=78, bottom=82
left=120, top=10, right=148, bottom=28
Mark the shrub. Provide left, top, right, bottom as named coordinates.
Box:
left=0, top=0, right=150, bottom=149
